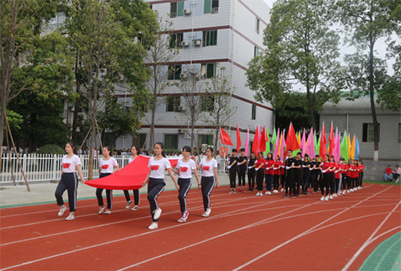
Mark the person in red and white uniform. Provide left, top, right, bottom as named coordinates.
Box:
left=55, top=142, right=85, bottom=221
left=96, top=146, right=119, bottom=215
left=172, top=146, right=200, bottom=222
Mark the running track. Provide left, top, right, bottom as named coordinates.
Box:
left=0, top=184, right=400, bottom=270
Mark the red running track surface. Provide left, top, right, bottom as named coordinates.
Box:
left=0, top=184, right=400, bottom=270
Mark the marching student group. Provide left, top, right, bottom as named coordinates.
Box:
left=54, top=141, right=364, bottom=230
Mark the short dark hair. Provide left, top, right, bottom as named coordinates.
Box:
left=232, top=148, right=237, bottom=152
left=182, top=146, right=191, bottom=153
left=239, top=148, right=245, bottom=152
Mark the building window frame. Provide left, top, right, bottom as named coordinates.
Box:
left=202, top=30, right=218, bottom=47
left=201, top=63, right=216, bottom=79
left=204, top=0, right=219, bottom=14
left=168, top=64, right=182, bottom=80
left=251, top=104, right=256, bottom=120
left=165, top=134, right=179, bottom=150
left=170, top=2, right=184, bottom=18
left=362, top=123, right=380, bottom=142
left=166, top=97, right=181, bottom=112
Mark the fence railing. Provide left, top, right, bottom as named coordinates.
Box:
left=0, top=154, right=227, bottom=184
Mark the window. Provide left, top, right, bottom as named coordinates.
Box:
left=166, top=97, right=181, bottom=112
left=165, top=134, right=178, bottom=149
left=399, top=124, right=401, bottom=143
left=251, top=104, right=256, bottom=120
left=168, top=65, right=182, bottom=80
left=255, top=18, right=260, bottom=34
left=362, top=123, right=380, bottom=142
left=170, top=2, right=184, bottom=18
left=201, top=63, right=215, bottom=79
left=170, top=33, right=183, bottom=48
left=202, top=30, right=217, bottom=46
left=201, top=96, right=214, bottom=112
left=254, top=46, right=259, bottom=57
left=204, top=0, right=219, bottom=14
left=199, top=134, right=214, bottom=146
left=49, top=11, right=66, bottom=29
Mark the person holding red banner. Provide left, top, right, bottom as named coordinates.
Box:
left=172, top=146, right=200, bottom=223
left=96, top=146, right=119, bottom=215
left=264, top=153, right=274, bottom=195
left=123, top=145, right=141, bottom=211
left=255, top=152, right=266, bottom=196
left=197, top=147, right=220, bottom=217
left=227, top=149, right=239, bottom=194
left=142, top=142, right=179, bottom=230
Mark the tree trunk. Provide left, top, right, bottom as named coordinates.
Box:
left=88, top=123, right=95, bottom=180
left=369, top=40, right=379, bottom=161
left=306, top=89, right=316, bottom=130
left=149, top=92, right=157, bottom=154
left=0, top=105, right=5, bottom=170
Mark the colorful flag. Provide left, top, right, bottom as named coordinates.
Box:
left=285, top=123, right=300, bottom=156
left=301, top=129, right=306, bottom=157
left=272, top=128, right=277, bottom=145
left=347, top=134, right=352, bottom=159
left=273, top=128, right=280, bottom=160
left=279, top=130, right=286, bottom=160
left=355, top=137, right=359, bottom=160
left=260, top=126, right=268, bottom=153
left=252, top=126, right=260, bottom=155
left=263, top=127, right=271, bottom=155
left=333, top=127, right=341, bottom=162
left=319, top=122, right=327, bottom=159
left=219, top=127, right=233, bottom=146
left=341, top=131, right=349, bottom=162
left=350, top=135, right=356, bottom=160
left=328, top=122, right=334, bottom=157
left=306, top=127, right=315, bottom=159
left=236, top=123, right=241, bottom=151
left=244, top=127, right=250, bottom=156
left=314, top=130, right=318, bottom=155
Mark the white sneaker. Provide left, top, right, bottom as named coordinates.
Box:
left=265, top=191, right=269, bottom=195
left=281, top=188, right=284, bottom=192
left=256, top=192, right=260, bottom=196
left=325, top=196, right=329, bottom=201
left=131, top=206, right=138, bottom=211
left=99, top=206, right=106, bottom=214
left=333, top=193, right=337, bottom=197
left=177, top=217, right=186, bottom=223
left=153, top=208, right=162, bottom=220
left=202, top=208, right=211, bottom=217
left=358, top=186, right=361, bottom=190
left=347, top=190, right=350, bottom=193
left=65, top=213, right=75, bottom=220
left=58, top=205, right=67, bottom=216
left=104, top=209, right=111, bottom=215
left=329, top=195, right=333, bottom=200
left=320, top=196, right=325, bottom=201
left=148, top=222, right=158, bottom=230
left=126, top=200, right=132, bottom=209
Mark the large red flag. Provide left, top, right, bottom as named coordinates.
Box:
left=236, top=123, right=241, bottom=150
left=319, top=122, right=327, bottom=158
left=328, top=122, right=334, bottom=157
left=285, top=123, right=300, bottom=156
left=220, top=127, right=233, bottom=146
left=252, top=126, right=260, bottom=154
left=260, top=125, right=268, bottom=152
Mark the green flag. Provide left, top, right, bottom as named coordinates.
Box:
left=316, top=133, right=321, bottom=157
left=272, top=127, right=277, bottom=145
left=263, top=127, right=270, bottom=155
left=341, top=131, right=348, bottom=162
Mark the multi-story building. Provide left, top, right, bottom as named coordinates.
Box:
left=115, top=0, right=274, bottom=153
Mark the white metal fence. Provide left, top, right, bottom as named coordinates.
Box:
left=0, top=154, right=227, bottom=184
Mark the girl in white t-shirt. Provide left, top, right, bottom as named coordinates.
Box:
left=123, top=145, right=141, bottom=211
left=197, top=147, right=220, bottom=217
left=55, top=142, right=85, bottom=221
left=142, top=142, right=179, bottom=230
left=96, top=147, right=119, bottom=214
left=172, top=146, right=200, bottom=223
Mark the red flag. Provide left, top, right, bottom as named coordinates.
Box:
left=285, top=123, right=300, bottom=156
left=252, top=126, right=260, bottom=154
left=260, top=125, right=268, bottom=152
left=328, top=122, right=334, bottom=157
left=220, top=127, right=233, bottom=146
left=319, top=122, right=327, bottom=158
left=236, top=123, right=241, bottom=150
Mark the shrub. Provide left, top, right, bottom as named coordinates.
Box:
left=36, top=144, right=65, bottom=155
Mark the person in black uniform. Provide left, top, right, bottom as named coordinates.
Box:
left=308, top=156, right=316, bottom=194
left=301, top=154, right=310, bottom=195
left=228, top=149, right=239, bottom=194
left=283, top=150, right=295, bottom=198
left=237, top=148, right=247, bottom=192
left=313, top=155, right=321, bottom=192
left=293, top=152, right=302, bottom=197
left=247, top=152, right=256, bottom=191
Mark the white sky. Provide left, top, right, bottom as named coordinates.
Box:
left=262, top=0, right=395, bottom=79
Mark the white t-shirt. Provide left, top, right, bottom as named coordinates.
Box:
left=99, top=157, right=118, bottom=174
left=177, top=158, right=197, bottom=179
left=128, top=156, right=137, bottom=164
left=199, top=157, right=217, bottom=177
left=148, top=157, right=171, bottom=179
left=62, top=155, right=81, bottom=173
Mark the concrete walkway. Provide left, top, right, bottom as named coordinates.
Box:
left=0, top=173, right=231, bottom=208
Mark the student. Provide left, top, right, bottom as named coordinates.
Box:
left=227, top=149, right=239, bottom=194
left=357, top=160, right=364, bottom=189
left=280, top=157, right=286, bottom=192
left=320, top=154, right=331, bottom=201
left=237, top=148, right=247, bottom=192
left=255, top=152, right=266, bottom=196
left=124, top=145, right=141, bottom=211
left=283, top=150, right=296, bottom=198
left=301, top=154, right=310, bottom=195
left=172, top=146, right=200, bottom=223
left=272, top=156, right=282, bottom=193
left=345, top=159, right=352, bottom=192
left=264, top=152, right=274, bottom=195
left=55, top=142, right=85, bottom=220
left=293, top=152, right=302, bottom=197
left=247, top=152, right=257, bottom=191
left=308, top=156, right=316, bottom=194
left=334, top=158, right=342, bottom=197
left=142, top=142, right=179, bottom=230
left=328, top=156, right=336, bottom=198
left=384, top=165, right=393, bottom=182
left=197, top=147, right=220, bottom=217
left=350, top=160, right=358, bottom=190
left=340, top=158, right=348, bottom=194
left=313, top=155, right=321, bottom=193
left=96, top=146, right=119, bottom=214
left=393, top=165, right=400, bottom=183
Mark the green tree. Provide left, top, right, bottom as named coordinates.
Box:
left=332, top=0, right=400, bottom=160
left=246, top=0, right=342, bottom=131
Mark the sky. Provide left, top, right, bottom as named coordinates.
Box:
left=261, top=0, right=395, bottom=79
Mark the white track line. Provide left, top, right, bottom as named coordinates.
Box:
left=232, top=185, right=393, bottom=271
left=366, top=226, right=401, bottom=245
left=341, top=200, right=401, bottom=271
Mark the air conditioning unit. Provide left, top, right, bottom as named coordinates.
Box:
left=183, top=9, right=191, bottom=15
left=180, top=73, right=188, bottom=80
left=193, top=40, right=201, bottom=46
left=178, top=106, right=186, bottom=112
left=181, top=41, right=189, bottom=47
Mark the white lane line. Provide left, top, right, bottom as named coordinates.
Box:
left=232, top=185, right=393, bottom=271
left=341, top=200, right=401, bottom=271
